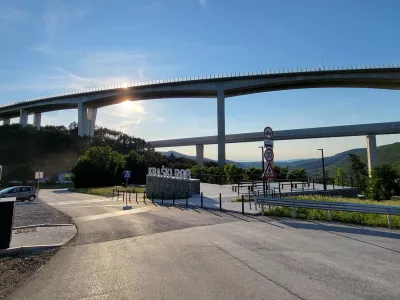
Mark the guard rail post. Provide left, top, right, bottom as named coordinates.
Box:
left=329, top=210, right=333, bottom=222
left=388, top=215, right=392, bottom=229
left=248, top=190, right=251, bottom=209
left=290, top=180, right=293, bottom=192
left=219, top=193, right=222, bottom=211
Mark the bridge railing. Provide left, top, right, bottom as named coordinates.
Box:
left=256, top=196, right=400, bottom=228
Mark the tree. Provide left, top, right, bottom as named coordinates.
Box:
left=348, top=154, right=368, bottom=191
left=72, top=146, right=126, bottom=188
left=288, top=168, right=308, bottom=181
left=337, top=168, right=346, bottom=178
left=224, top=164, right=244, bottom=183
left=368, top=164, right=399, bottom=200
left=274, top=166, right=289, bottom=180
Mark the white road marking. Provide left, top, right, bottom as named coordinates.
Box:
left=73, top=206, right=161, bottom=222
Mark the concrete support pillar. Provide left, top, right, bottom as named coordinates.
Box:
left=87, top=108, right=97, bottom=137
left=78, top=103, right=97, bottom=137
left=33, top=113, right=41, bottom=130
left=2, top=118, right=10, bottom=125
left=78, top=102, right=88, bottom=137
left=217, top=89, right=225, bottom=168
left=19, top=109, right=28, bottom=127
left=196, top=144, right=204, bottom=166
left=366, top=135, right=379, bottom=177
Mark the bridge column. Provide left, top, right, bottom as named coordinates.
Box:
left=196, top=144, right=204, bottom=166
left=366, top=135, right=379, bottom=177
left=19, top=109, right=28, bottom=127
left=33, top=113, right=41, bottom=130
left=86, top=108, right=97, bottom=137
left=2, top=118, right=10, bottom=125
left=217, top=89, right=225, bottom=168
left=78, top=102, right=88, bottom=137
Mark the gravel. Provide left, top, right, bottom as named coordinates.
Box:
left=13, top=198, right=72, bottom=227
left=0, top=249, right=58, bottom=300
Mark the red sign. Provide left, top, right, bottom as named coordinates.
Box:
left=263, top=162, right=276, bottom=179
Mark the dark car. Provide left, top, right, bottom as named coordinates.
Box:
left=0, top=186, right=36, bottom=201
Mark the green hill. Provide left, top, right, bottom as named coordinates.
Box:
left=320, top=142, right=400, bottom=176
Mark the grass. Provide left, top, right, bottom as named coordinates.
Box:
left=71, top=186, right=145, bottom=197
left=263, top=195, right=400, bottom=229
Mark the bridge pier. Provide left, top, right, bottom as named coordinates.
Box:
left=366, top=134, right=379, bottom=177
left=78, top=103, right=97, bottom=137
left=196, top=144, right=204, bottom=166
left=19, top=109, right=28, bottom=127
left=217, top=89, right=225, bottom=168
left=2, top=118, right=10, bottom=125
left=87, top=108, right=97, bottom=137
left=33, top=113, right=41, bottom=130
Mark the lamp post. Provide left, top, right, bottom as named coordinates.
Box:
left=259, top=146, right=265, bottom=195
left=318, top=149, right=327, bottom=191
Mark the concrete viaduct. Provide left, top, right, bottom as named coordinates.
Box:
left=149, top=121, right=400, bottom=175
left=1, top=65, right=400, bottom=172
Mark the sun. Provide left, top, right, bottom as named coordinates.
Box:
left=121, top=100, right=133, bottom=108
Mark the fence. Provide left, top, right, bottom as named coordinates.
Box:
left=256, top=196, right=400, bottom=228
left=112, top=187, right=257, bottom=215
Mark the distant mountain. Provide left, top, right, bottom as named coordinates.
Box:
left=160, top=143, right=400, bottom=174
left=159, top=150, right=247, bottom=168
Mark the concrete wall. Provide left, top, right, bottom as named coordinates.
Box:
left=146, top=175, right=200, bottom=199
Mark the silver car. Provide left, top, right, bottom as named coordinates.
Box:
left=0, top=186, right=36, bottom=201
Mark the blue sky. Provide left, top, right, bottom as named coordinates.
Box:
left=1, top=0, right=400, bottom=161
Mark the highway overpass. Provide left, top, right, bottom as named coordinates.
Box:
left=1, top=65, right=400, bottom=168
left=149, top=121, right=400, bottom=175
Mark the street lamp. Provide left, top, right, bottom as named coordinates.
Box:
left=317, top=149, right=327, bottom=191
left=258, top=146, right=266, bottom=195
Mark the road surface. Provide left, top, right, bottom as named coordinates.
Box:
left=8, top=189, right=400, bottom=300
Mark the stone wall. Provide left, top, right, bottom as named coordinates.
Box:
left=146, top=175, right=200, bottom=199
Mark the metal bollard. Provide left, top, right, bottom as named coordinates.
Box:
left=186, top=192, right=188, bottom=207
left=201, top=192, right=203, bottom=208
left=136, top=191, right=138, bottom=203
left=162, top=192, right=164, bottom=204
left=152, top=192, right=154, bottom=203
left=112, top=189, right=114, bottom=199
left=241, top=195, right=244, bottom=215
left=143, top=192, right=146, bottom=204
left=123, top=191, right=125, bottom=202
left=219, top=193, right=222, bottom=211
left=172, top=193, right=175, bottom=206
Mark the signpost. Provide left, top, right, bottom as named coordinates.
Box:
left=35, top=171, right=44, bottom=196
left=123, top=171, right=132, bottom=210
left=263, top=127, right=276, bottom=196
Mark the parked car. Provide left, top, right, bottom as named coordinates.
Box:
left=0, top=186, right=36, bottom=201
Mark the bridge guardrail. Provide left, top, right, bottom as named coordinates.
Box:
left=256, top=196, right=400, bottom=228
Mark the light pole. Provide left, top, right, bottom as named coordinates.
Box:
left=318, top=149, right=327, bottom=191
left=258, top=146, right=265, bottom=196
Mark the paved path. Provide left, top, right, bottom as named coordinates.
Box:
left=8, top=189, right=400, bottom=300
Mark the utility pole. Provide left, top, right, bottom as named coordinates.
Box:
left=318, top=149, right=327, bottom=191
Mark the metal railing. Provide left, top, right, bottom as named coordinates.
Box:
left=256, top=197, right=400, bottom=228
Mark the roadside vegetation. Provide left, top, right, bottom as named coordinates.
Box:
left=260, top=195, right=400, bottom=229
left=71, top=186, right=145, bottom=197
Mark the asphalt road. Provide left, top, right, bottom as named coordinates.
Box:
left=8, top=189, right=400, bottom=300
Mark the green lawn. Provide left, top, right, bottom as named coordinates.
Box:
left=262, top=195, right=400, bottom=229
left=71, top=186, right=145, bottom=197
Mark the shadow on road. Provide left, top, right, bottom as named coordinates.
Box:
left=279, top=219, right=400, bottom=240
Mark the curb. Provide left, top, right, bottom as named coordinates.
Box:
left=13, top=224, right=74, bottom=230
left=0, top=244, right=63, bottom=257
